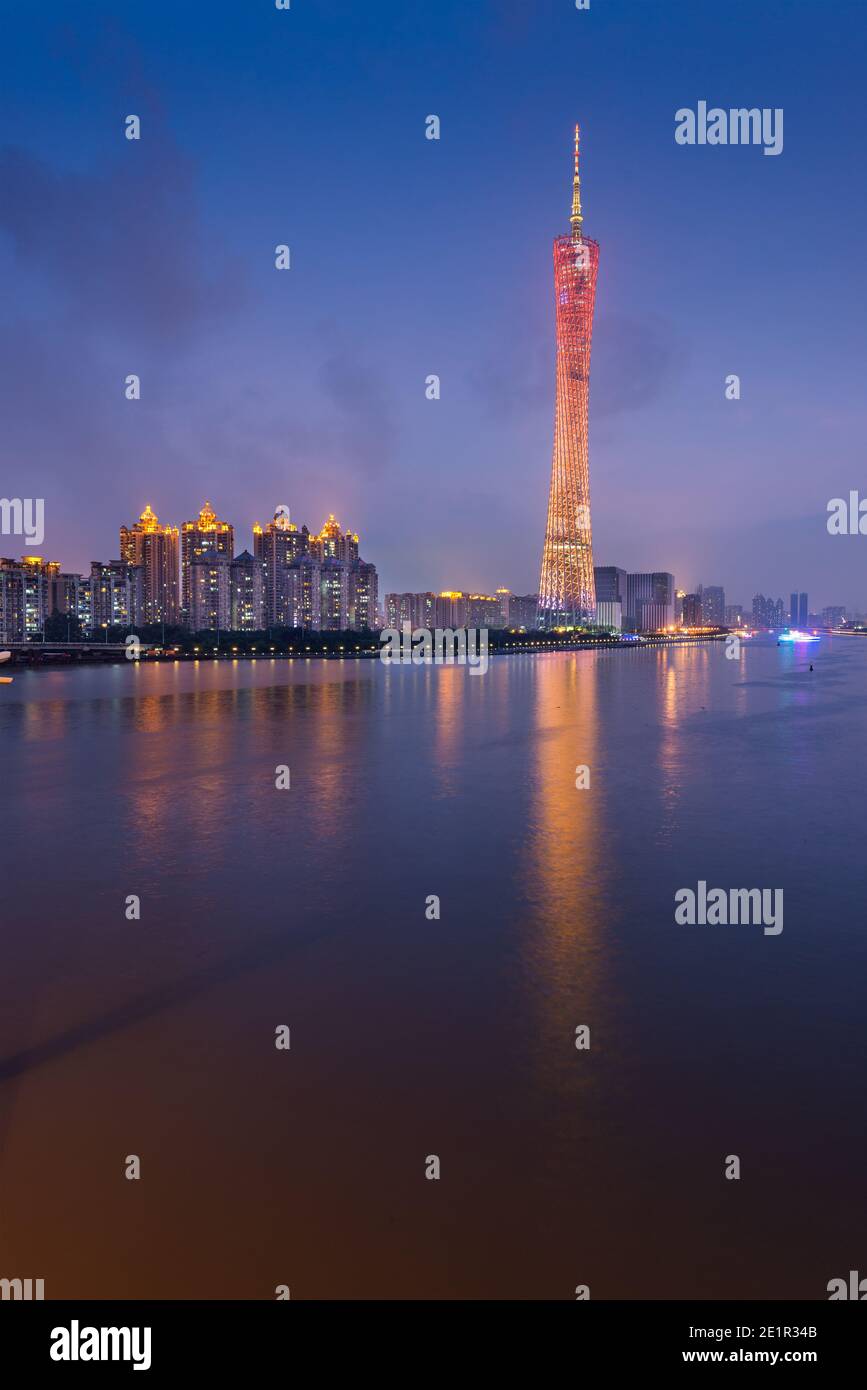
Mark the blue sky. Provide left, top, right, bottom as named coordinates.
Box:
left=2, top=0, right=866, bottom=608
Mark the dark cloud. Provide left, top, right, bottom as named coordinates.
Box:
left=467, top=336, right=550, bottom=419
left=319, top=349, right=397, bottom=475
left=592, top=312, right=681, bottom=418
left=0, top=133, right=246, bottom=353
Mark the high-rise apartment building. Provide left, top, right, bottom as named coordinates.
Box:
left=682, top=593, right=703, bottom=627
left=189, top=548, right=231, bottom=631
left=822, top=606, right=845, bottom=627
left=230, top=550, right=265, bottom=630
left=120, top=505, right=180, bottom=626
left=506, top=594, right=539, bottom=630
left=253, top=508, right=310, bottom=627
left=317, top=557, right=351, bottom=630
left=701, top=586, right=725, bottom=625
left=348, top=560, right=378, bottom=631
left=288, top=554, right=322, bottom=630
left=87, top=561, right=135, bottom=631
left=753, top=594, right=785, bottom=629
left=0, top=555, right=59, bottom=640
left=465, top=594, right=503, bottom=627
left=385, top=593, right=437, bottom=630
left=386, top=593, right=413, bottom=629
left=435, top=592, right=468, bottom=628
left=181, top=502, right=234, bottom=622
left=310, top=515, right=359, bottom=564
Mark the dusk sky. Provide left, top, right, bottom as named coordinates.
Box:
left=2, top=0, right=866, bottom=608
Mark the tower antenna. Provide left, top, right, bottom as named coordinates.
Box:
left=570, top=123, right=583, bottom=239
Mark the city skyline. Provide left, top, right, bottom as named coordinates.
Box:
left=2, top=2, right=866, bottom=609
left=2, top=489, right=854, bottom=638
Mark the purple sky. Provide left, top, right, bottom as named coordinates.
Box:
left=2, top=0, right=866, bottom=611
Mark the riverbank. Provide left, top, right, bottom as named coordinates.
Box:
left=3, top=630, right=731, bottom=666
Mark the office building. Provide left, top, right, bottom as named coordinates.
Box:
left=627, top=572, right=675, bottom=630
left=595, top=600, right=622, bottom=631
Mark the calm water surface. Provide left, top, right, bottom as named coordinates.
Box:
left=1, top=639, right=865, bottom=1298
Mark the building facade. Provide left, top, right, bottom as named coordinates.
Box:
left=595, top=600, right=622, bottom=631
left=230, top=550, right=265, bottom=630
left=189, top=548, right=231, bottom=631
left=120, top=505, right=180, bottom=626
left=681, top=593, right=703, bottom=627
left=627, top=572, right=675, bottom=630
left=702, top=586, right=725, bottom=625
left=253, top=509, right=310, bottom=627
left=465, top=594, right=503, bottom=628
left=435, top=592, right=468, bottom=628
left=752, top=594, right=785, bottom=629
left=506, top=594, right=538, bottom=630
left=181, top=502, right=234, bottom=623
left=789, top=592, right=808, bottom=627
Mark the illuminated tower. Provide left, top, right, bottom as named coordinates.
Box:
left=537, top=124, right=599, bottom=628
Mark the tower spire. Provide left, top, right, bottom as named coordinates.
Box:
left=570, top=123, right=583, bottom=239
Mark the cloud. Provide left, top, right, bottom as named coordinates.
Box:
left=592, top=312, right=681, bottom=418
left=318, top=348, right=397, bottom=476
left=0, top=132, right=246, bottom=353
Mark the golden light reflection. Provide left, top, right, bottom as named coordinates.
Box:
left=522, top=653, right=614, bottom=1089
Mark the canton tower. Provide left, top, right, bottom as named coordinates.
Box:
left=537, top=124, right=599, bottom=628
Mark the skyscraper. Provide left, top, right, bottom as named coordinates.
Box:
left=181, top=502, right=234, bottom=623
left=120, top=505, right=180, bottom=626
left=0, top=555, right=54, bottom=640
left=230, top=550, right=265, bottom=630
left=348, top=560, right=378, bottom=630
left=538, top=125, right=599, bottom=628
left=626, top=572, right=675, bottom=630
left=682, top=593, right=703, bottom=627
left=594, top=566, right=627, bottom=610
left=253, top=508, right=310, bottom=627
left=702, top=585, right=725, bottom=625
left=189, top=548, right=231, bottom=631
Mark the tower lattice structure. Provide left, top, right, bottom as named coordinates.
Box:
left=537, top=124, right=599, bottom=628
